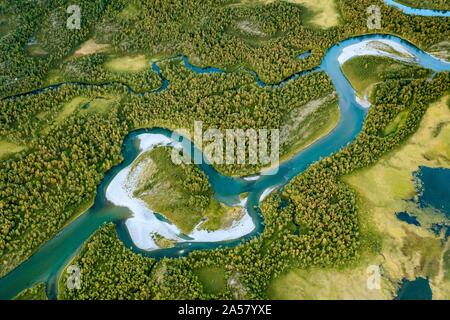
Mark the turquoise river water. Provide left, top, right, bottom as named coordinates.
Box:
left=0, top=30, right=449, bottom=300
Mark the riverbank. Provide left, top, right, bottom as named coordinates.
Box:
left=269, top=95, right=450, bottom=300
left=106, top=132, right=255, bottom=251
left=0, top=33, right=449, bottom=300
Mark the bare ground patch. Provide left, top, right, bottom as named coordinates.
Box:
left=74, top=39, right=110, bottom=57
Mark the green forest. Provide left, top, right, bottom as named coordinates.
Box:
left=0, top=0, right=449, bottom=300
left=58, top=73, right=450, bottom=299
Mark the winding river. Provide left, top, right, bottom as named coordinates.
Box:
left=384, top=0, right=450, bottom=17
left=0, top=33, right=448, bottom=300
left=0, top=2, right=447, bottom=301
left=2, top=0, right=450, bottom=298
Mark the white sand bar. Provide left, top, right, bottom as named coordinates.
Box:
left=106, top=133, right=255, bottom=251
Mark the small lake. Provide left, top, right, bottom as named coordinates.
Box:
left=396, top=212, right=421, bottom=226
left=384, top=0, right=450, bottom=17
left=396, top=277, right=433, bottom=300
left=415, top=166, right=450, bottom=217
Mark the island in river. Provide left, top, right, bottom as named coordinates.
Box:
left=0, top=0, right=449, bottom=301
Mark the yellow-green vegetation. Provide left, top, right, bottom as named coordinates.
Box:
left=347, top=95, right=450, bottom=206
left=344, top=95, right=450, bottom=299
left=201, top=203, right=244, bottom=231
left=0, top=19, right=7, bottom=36
left=44, top=70, right=64, bottom=85
left=194, top=267, right=227, bottom=295
left=2, top=0, right=448, bottom=100
left=429, top=41, right=450, bottom=62
left=269, top=163, right=388, bottom=299
left=79, top=96, right=120, bottom=115
left=129, top=147, right=243, bottom=234
left=383, top=110, right=409, bottom=136
left=41, top=95, right=119, bottom=135
left=104, top=55, right=148, bottom=73
left=239, top=192, right=250, bottom=200
left=269, top=95, right=450, bottom=300
left=45, top=53, right=160, bottom=93
left=268, top=258, right=395, bottom=299
left=437, top=246, right=450, bottom=299
left=0, top=13, right=13, bottom=36
left=342, top=56, right=431, bottom=103
left=444, top=249, right=450, bottom=282
left=73, top=39, right=110, bottom=57
left=54, top=97, right=86, bottom=124
left=119, top=1, right=141, bottom=19
left=289, top=0, right=340, bottom=28
left=58, top=95, right=118, bottom=119
left=0, top=140, right=25, bottom=159
left=14, top=283, right=47, bottom=300
left=151, top=233, right=177, bottom=249
left=280, top=93, right=339, bottom=161
left=2, top=0, right=449, bottom=301
left=237, top=0, right=340, bottom=29
left=59, top=223, right=156, bottom=300
left=226, top=20, right=283, bottom=48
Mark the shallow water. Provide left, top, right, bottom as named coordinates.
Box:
left=431, top=223, right=450, bottom=239
left=395, top=277, right=433, bottom=300
left=415, top=166, right=450, bottom=217
left=396, top=212, right=421, bottom=226
left=0, top=34, right=449, bottom=300
left=384, top=0, right=450, bottom=17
